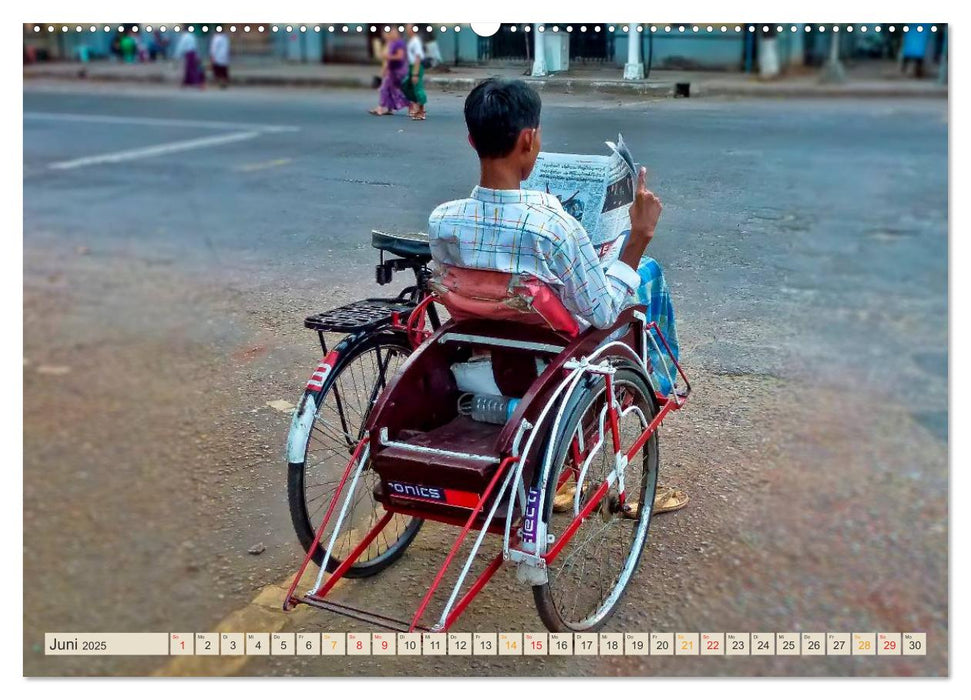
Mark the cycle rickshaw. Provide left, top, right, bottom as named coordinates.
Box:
left=283, top=230, right=690, bottom=632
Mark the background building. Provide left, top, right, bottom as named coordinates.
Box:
left=23, top=23, right=947, bottom=78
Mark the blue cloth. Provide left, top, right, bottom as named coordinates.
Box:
left=903, top=25, right=932, bottom=59
left=633, top=257, right=680, bottom=396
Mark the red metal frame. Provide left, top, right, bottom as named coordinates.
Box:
left=543, top=478, right=612, bottom=563
left=441, top=538, right=515, bottom=630
left=311, top=510, right=394, bottom=599
left=283, top=436, right=371, bottom=611
left=646, top=320, right=692, bottom=405
left=285, top=453, right=521, bottom=630
left=381, top=502, right=509, bottom=533
left=390, top=293, right=438, bottom=349
left=286, top=317, right=691, bottom=630
left=407, top=456, right=518, bottom=631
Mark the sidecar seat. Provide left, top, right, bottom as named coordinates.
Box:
left=430, top=265, right=580, bottom=338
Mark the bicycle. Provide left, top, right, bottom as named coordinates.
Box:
left=286, top=230, right=440, bottom=577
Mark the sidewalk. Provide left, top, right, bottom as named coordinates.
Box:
left=23, top=58, right=947, bottom=99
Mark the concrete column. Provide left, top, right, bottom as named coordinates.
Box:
left=819, top=30, right=846, bottom=83
left=531, top=24, right=547, bottom=76
left=938, top=26, right=948, bottom=84
left=623, top=24, right=644, bottom=80
left=758, top=34, right=780, bottom=78
left=787, top=24, right=806, bottom=68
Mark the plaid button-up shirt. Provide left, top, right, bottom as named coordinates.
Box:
left=428, top=187, right=641, bottom=329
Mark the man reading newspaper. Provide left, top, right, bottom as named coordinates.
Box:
left=428, top=78, right=687, bottom=514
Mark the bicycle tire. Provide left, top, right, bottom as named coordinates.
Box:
left=287, top=332, right=423, bottom=577
left=532, top=367, right=659, bottom=631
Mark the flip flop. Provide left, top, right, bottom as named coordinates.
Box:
left=622, top=486, right=689, bottom=518
left=654, top=486, right=689, bottom=513
left=556, top=482, right=689, bottom=516
left=552, top=484, right=576, bottom=513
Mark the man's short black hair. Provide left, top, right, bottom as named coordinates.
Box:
left=464, top=78, right=542, bottom=159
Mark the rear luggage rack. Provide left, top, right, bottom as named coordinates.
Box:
left=304, top=298, right=418, bottom=334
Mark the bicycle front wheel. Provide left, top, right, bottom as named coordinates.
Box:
left=287, top=332, right=422, bottom=577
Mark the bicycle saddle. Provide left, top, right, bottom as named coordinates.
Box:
left=371, top=230, right=432, bottom=261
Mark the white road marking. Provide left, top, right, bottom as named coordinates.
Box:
left=237, top=158, right=292, bottom=173
left=24, top=111, right=299, bottom=133
left=36, top=365, right=70, bottom=375
left=49, top=131, right=260, bottom=170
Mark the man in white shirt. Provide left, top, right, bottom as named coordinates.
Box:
left=428, top=78, right=689, bottom=515
left=428, top=78, right=678, bottom=366
left=209, top=30, right=230, bottom=88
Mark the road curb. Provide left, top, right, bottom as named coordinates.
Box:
left=152, top=575, right=319, bottom=677
left=24, top=68, right=946, bottom=99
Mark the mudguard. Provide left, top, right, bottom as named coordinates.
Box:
left=286, top=350, right=339, bottom=465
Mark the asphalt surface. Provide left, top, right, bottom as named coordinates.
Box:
left=23, top=81, right=948, bottom=676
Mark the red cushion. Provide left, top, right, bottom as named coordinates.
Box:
left=431, top=266, right=580, bottom=337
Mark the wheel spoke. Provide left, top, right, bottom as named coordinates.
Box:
left=292, top=339, right=420, bottom=574
left=540, top=374, right=658, bottom=630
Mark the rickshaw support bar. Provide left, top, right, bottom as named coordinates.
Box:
left=408, top=455, right=519, bottom=631
left=542, top=479, right=611, bottom=563
left=441, top=551, right=505, bottom=630
left=624, top=401, right=673, bottom=464
left=283, top=436, right=371, bottom=610
left=312, top=510, right=395, bottom=599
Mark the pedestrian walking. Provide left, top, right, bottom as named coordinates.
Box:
left=110, top=29, right=123, bottom=61
left=901, top=24, right=932, bottom=78
left=368, top=27, right=409, bottom=116
left=149, top=29, right=167, bottom=60
left=209, top=29, right=230, bottom=88
left=135, top=32, right=149, bottom=62
left=119, top=29, right=136, bottom=63
left=174, top=28, right=205, bottom=87
left=402, top=27, right=427, bottom=120
left=424, top=29, right=443, bottom=69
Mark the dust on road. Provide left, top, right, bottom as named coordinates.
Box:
left=23, top=85, right=947, bottom=677
left=23, top=236, right=946, bottom=676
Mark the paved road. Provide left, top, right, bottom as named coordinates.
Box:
left=23, top=82, right=948, bottom=676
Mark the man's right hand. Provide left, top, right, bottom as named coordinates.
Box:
left=628, top=167, right=663, bottom=246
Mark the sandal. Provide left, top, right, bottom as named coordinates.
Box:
left=622, top=486, right=690, bottom=518
left=368, top=107, right=390, bottom=116
left=552, top=484, right=576, bottom=513
left=555, top=481, right=689, bottom=516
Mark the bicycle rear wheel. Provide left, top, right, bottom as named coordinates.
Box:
left=288, top=333, right=422, bottom=577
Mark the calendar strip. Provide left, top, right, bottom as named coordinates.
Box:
left=44, top=632, right=927, bottom=656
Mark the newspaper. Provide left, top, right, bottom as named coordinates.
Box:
left=523, top=134, right=638, bottom=266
